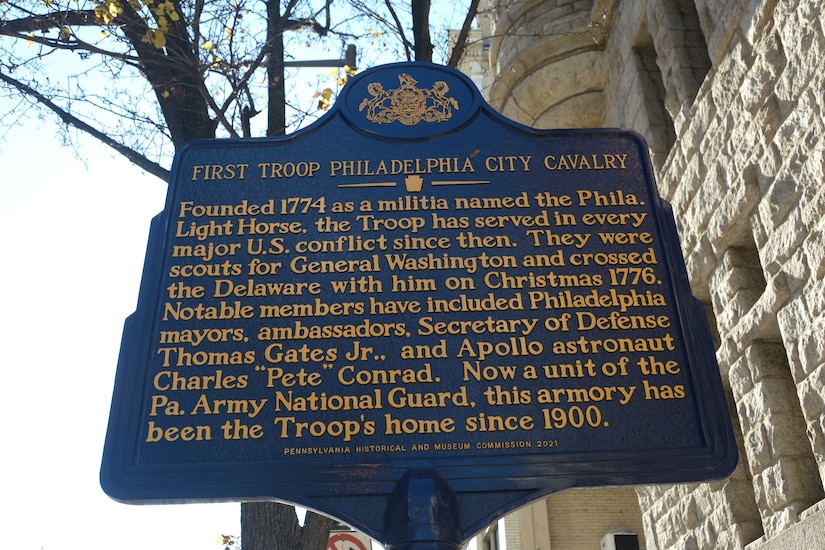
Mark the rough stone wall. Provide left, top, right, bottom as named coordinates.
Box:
left=483, top=0, right=825, bottom=548
left=648, top=1, right=825, bottom=546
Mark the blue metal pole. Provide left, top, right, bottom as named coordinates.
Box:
left=384, top=469, right=462, bottom=550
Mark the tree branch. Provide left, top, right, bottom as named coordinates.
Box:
left=383, top=0, right=413, bottom=60
left=447, top=0, right=481, bottom=68
left=0, top=9, right=98, bottom=34
left=0, top=68, right=169, bottom=181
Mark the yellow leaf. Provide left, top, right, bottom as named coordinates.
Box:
left=157, top=0, right=179, bottom=21
left=316, top=88, right=334, bottom=111
left=95, top=0, right=123, bottom=24
left=59, top=26, right=70, bottom=40
left=203, top=40, right=213, bottom=51
left=147, top=29, right=166, bottom=48
left=108, top=1, right=123, bottom=17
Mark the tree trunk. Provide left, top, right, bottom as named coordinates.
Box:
left=411, top=0, right=432, bottom=62
left=241, top=502, right=334, bottom=550
left=118, top=1, right=216, bottom=146
left=266, top=0, right=287, bottom=136
left=299, top=510, right=337, bottom=550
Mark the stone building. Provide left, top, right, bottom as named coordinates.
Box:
left=463, top=0, right=825, bottom=548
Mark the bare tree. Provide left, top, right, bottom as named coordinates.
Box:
left=0, top=1, right=479, bottom=548
left=1, top=0, right=480, bottom=179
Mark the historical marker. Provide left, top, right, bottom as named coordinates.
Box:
left=101, top=62, right=737, bottom=547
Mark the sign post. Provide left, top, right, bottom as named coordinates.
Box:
left=101, top=62, right=737, bottom=547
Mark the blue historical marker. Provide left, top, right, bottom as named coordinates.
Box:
left=101, top=62, right=737, bottom=548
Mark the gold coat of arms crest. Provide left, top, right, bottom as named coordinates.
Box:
left=358, top=73, right=459, bottom=125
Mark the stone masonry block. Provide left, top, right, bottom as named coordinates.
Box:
left=778, top=455, right=825, bottom=503
left=812, top=416, right=825, bottom=463
left=728, top=478, right=762, bottom=519
left=679, top=496, right=701, bottom=530
left=798, top=365, right=825, bottom=417
left=754, top=142, right=784, bottom=196
left=740, top=0, right=781, bottom=48
left=803, top=225, right=825, bottom=280
left=762, top=504, right=797, bottom=538
left=703, top=1, right=739, bottom=65
left=753, top=95, right=783, bottom=149
left=745, top=421, right=771, bottom=468
left=777, top=11, right=819, bottom=101
left=717, top=336, right=740, bottom=370
left=678, top=94, right=715, bottom=158
left=776, top=297, right=809, bottom=346
left=708, top=188, right=758, bottom=250
left=740, top=33, right=786, bottom=114
left=659, top=509, right=680, bottom=548
left=716, top=246, right=766, bottom=297
left=729, top=353, right=754, bottom=399
left=711, top=44, right=748, bottom=108
left=758, top=179, right=805, bottom=241
left=766, top=413, right=816, bottom=458
left=744, top=342, right=791, bottom=382
left=741, top=378, right=799, bottom=419
left=700, top=519, right=719, bottom=550
left=779, top=252, right=811, bottom=295
left=803, top=277, right=825, bottom=320
left=798, top=145, right=825, bottom=227
left=759, top=460, right=792, bottom=511
left=727, top=288, right=784, bottom=348
left=797, top=318, right=825, bottom=375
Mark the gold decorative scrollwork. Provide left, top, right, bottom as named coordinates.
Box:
left=358, top=74, right=459, bottom=125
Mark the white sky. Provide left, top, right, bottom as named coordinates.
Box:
left=0, top=121, right=241, bottom=550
